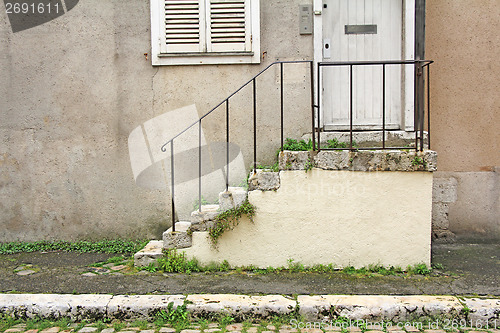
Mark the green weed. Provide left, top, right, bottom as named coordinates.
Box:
left=208, top=200, right=256, bottom=246
left=0, top=240, right=148, bottom=255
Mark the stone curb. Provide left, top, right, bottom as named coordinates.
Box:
left=0, top=294, right=498, bottom=325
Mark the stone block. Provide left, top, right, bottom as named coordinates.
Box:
left=279, top=151, right=312, bottom=170
left=163, top=222, right=192, bottom=249
left=314, top=150, right=350, bottom=170
left=134, top=240, right=163, bottom=267
left=432, top=177, right=458, bottom=203
left=186, top=294, right=295, bottom=320
left=248, top=170, right=280, bottom=191
left=107, top=295, right=185, bottom=320
left=432, top=202, right=450, bottom=230
left=0, top=294, right=111, bottom=321
left=219, top=187, right=247, bottom=212
left=190, top=205, right=220, bottom=223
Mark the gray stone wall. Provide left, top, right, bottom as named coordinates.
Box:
left=0, top=0, right=313, bottom=241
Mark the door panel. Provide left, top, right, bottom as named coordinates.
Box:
left=322, top=0, right=403, bottom=130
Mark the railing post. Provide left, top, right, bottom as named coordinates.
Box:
left=414, top=62, right=418, bottom=151
left=427, top=64, right=431, bottom=149
left=349, top=64, right=353, bottom=150
left=317, top=62, right=321, bottom=152
left=415, top=60, right=425, bottom=151
left=226, top=99, right=229, bottom=191
left=253, top=78, right=257, bottom=173
left=171, top=141, right=176, bottom=232
left=198, top=120, right=202, bottom=212
left=382, top=64, right=386, bottom=149
left=280, top=62, right=284, bottom=152
left=310, top=61, right=316, bottom=151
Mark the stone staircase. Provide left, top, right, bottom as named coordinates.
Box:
left=134, top=186, right=248, bottom=267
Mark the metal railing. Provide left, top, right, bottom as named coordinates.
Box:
left=160, top=60, right=314, bottom=231
left=161, top=59, right=433, bottom=230
left=315, top=59, right=433, bottom=151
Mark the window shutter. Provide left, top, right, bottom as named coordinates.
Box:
left=208, top=0, right=251, bottom=52
left=163, top=0, right=205, bottom=53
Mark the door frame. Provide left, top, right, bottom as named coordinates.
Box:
left=313, top=0, right=416, bottom=131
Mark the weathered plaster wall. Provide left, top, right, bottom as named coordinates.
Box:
left=0, top=0, right=313, bottom=241
left=426, top=1, right=499, bottom=172
left=426, top=1, right=499, bottom=239
left=184, top=169, right=433, bottom=268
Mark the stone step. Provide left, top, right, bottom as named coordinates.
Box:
left=219, top=186, right=248, bottom=211
left=163, top=221, right=192, bottom=249
left=133, top=240, right=163, bottom=267
left=189, top=204, right=219, bottom=232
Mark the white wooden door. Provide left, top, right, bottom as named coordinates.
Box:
left=322, top=0, right=403, bottom=130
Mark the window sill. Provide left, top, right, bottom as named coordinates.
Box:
left=153, top=52, right=261, bottom=66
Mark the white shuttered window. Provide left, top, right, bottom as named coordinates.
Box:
left=151, top=0, right=260, bottom=65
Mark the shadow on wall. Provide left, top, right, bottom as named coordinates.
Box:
left=128, top=105, right=247, bottom=221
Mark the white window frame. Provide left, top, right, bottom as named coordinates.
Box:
left=151, top=0, right=261, bottom=66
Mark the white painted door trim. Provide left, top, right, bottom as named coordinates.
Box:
left=313, top=0, right=415, bottom=131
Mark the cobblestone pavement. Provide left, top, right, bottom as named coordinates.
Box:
left=2, top=320, right=500, bottom=333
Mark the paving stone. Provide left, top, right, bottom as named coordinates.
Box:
left=16, top=269, right=36, bottom=276
left=266, top=326, right=276, bottom=331
left=203, top=329, right=221, bottom=333
left=278, top=329, right=297, bottom=333
left=25, top=330, right=40, bottom=333
left=364, top=331, right=384, bottom=333
left=78, top=328, right=98, bottom=333
left=207, top=324, right=220, bottom=329
left=159, top=329, right=176, bottom=333
left=404, top=326, right=421, bottom=332
left=180, top=330, right=201, bottom=333
left=110, top=265, right=127, bottom=271
left=260, top=331, right=273, bottom=333
left=423, top=330, right=446, bottom=333
left=41, top=328, right=60, bottom=333
left=12, top=324, right=27, bottom=328
left=347, top=327, right=362, bottom=332
left=81, top=273, right=98, bottom=277
left=245, top=328, right=258, bottom=333
left=227, top=324, right=244, bottom=331
left=300, top=329, right=322, bottom=333
left=100, top=329, right=115, bottom=333
left=139, top=330, right=155, bottom=333
left=125, top=327, right=141, bottom=331
left=88, top=267, right=110, bottom=274
left=117, top=331, right=138, bottom=333
left=4, top=329, right=23, bottom=333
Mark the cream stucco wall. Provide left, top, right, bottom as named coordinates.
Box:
left=183, top=169, right=433, bottom=268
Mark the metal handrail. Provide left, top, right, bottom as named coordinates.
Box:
left=160, top=60, right=313, bottom=152
left=160, top=60, right=314, bottom=231
left=315, top=59, right=433, bottom=152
